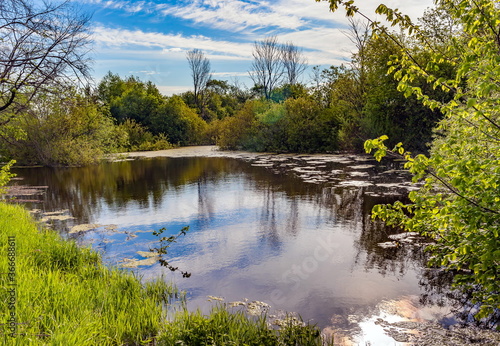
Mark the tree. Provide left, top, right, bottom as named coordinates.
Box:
left=186, top=49, right=211, bottom=120
left=0, top=0, right=91, bottom=124
left=281, top=41, right=307, bottom=86
left=0, top=88, right=123, bottom=166
left=249, top=36, right=285, bottom=99
left=319, top=0, right=500, bottom=324
left=150, top=95, right=207, bottom=146
left=361, top=34, right=449, bottom=152
left=97, top=73, right=164, bottom=128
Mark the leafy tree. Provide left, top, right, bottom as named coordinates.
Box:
left=151, top=96, right=207, bottom=146
left=117, top=119, right=172, bottom=152
left=216, top=101, right=262, bottom=150
left=309, top=65, right=363, bottom=150
left=361, top=35, right=449, bottom=152
left=97, top=73, right=164, bottom=127
left=319, top=0, right=500, bottom=324
left=0, top=160, right=15, bottom=194
left=0, top=89, right=123, bottom=166
left=284, top=97, right=340, bottom=153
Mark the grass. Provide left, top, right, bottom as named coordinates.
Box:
left=159, top=306, right=330, bottom=346
left=0, top=202, right=171, bottom=345
left=0, top=202, right=330, bottom=345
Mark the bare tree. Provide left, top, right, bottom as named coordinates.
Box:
left=186, top=49, right=211, bottom=120
left=342, top=17, right=371, bottom=90
left=281, top=41, right=307, bottom=86
left=249, top=36, right=284, bottom=99
left=0, top=0, right=92, bottom=124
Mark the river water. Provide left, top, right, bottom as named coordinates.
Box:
left=9, top=147, right=460, bottom=344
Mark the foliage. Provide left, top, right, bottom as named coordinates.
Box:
left=0, top=160, right=15, bottom=194
left=0, top=90, right=124, bottom=166
left=152, top=96, right=208, bottom=146
left=283, top=97, right=340, bottom=153
left=215, top=97, right=341, bottom=153
left=216, top=101, right=261, bottom=150
left=159, top=305, right=329, bottom=346
left=98, top=74, right=208, bottom=146
left=151, top=226, right=191, bottom=278
left=324, top=0, right=500, bottom=324
left=118, top=119, right=174, bottom=152
left=97, top=72, right=164, bottom=127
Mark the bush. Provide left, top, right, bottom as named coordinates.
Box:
left=283, top=97, right=340, bottom=153
left=0, top=91, right=124, bottom=166
left=151, top=96, right=207, bottom=146
left=118, top=119, right=174, bottom=151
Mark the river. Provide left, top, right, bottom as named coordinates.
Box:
left=7, top=146, right=479, bottom=345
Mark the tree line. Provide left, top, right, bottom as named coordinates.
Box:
left=0, top=0, right=453, bottom=167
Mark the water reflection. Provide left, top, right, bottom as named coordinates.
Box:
left=11, top=155, right=455, bottom=341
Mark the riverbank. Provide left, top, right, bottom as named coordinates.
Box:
left=0, top=202, right=172, bottom=344
left=0, top=201, right=327, bottom=345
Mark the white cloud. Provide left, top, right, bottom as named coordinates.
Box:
left=160, top=0, right=306, bottom=32
left=92, top=26, right=254, bottom=59
left=212, top=72, right=250, bottom=77
left=128, top=70, right=160, bottom=75
left=85, top=0, right=436, bottom=90
left=157, top=85, right=192, bottom=96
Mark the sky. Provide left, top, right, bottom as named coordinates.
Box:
left=77, top=0, right=436, bottom=95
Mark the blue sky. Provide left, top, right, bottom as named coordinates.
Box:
left=77, top=0, right=435, bottom=95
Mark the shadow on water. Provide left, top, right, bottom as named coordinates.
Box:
left=9, top=155, right=466, bottom=341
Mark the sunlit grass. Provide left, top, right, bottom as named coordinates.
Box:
left=0, top=202, right=172, bottom=345
left=159, top=305, right=331, bottom=346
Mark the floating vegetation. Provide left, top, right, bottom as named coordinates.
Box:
left=207, top=295, right=225, bottom=302
left=347, top=164, right=376, bottom=170
left=338, top=180, right=374, bottom=188
left=388, top=232, right=420, bottom=241
left=120, top=256, right=159, bottom=268
left=378, top=241, right=399, bottom=249
left=136, top=250, right=158, bottom=258
left=348, top=171, right=370, bottom=177
left=104, top=224, right=118, bottom=231
left=69, top=223, right=101, bottom=234
left=39, top=210, right=75, bottom=223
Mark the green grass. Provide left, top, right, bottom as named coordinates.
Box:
left=0, top=202, right=172, bottom=345
left=159, top=306, right=330, bottom=346
left=0, top=202, right=329, bottom=345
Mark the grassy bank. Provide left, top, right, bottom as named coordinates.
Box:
left=0, top=202, right=328, bottom=345
left=0, top=202, right=172, bottom=345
